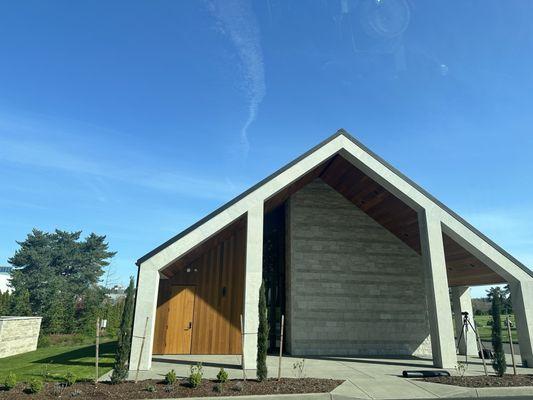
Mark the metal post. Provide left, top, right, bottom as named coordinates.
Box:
left=278, top=315, right=284, bottom=381
left=507, top=316, right=517, bottom=375
left=240, top=314, right=246, bottom=382
left=95, top=317, right=100, bottom=383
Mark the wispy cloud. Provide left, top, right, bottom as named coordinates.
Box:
left=0, top=113, right=243, bottom=201
left=208, top=0, right=266, bottom=155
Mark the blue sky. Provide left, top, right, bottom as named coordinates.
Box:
left=1, top=1, right=532, bottom=297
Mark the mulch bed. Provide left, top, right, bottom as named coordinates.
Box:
left=0, top=378, right=343, bottom=399
left=422, top=374, right=533, bottom=388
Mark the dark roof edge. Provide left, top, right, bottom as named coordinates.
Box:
left=137, top=129, right=533, bottom=280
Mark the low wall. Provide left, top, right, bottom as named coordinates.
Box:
left=0, top=316, right=42, bottom=358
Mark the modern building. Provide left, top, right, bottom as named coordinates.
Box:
left=130, top=130, right=533, bottom=372
left=0, top=266, right=12, bottom=293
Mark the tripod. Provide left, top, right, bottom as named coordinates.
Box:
left=456, top=311, right=489, bottom=375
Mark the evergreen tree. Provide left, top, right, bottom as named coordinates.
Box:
left=111, top=277, right=135, bottom=384
left=0, top=290, right=11, bottom=315
left=77, top=286, right=106, bottom=336
left=257, top=281, right=269, bottom=381
left=8, top=229, right=115, bottom=334
left=103, top=297, right=125, bottom=338
left=10, top=288, right=31, bottom=316
left=491, top=291, right=507, bottom=376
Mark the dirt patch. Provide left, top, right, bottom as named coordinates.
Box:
left=423, top=374, right=533, bottom=388
left=0, top=378, right=343, bottom=399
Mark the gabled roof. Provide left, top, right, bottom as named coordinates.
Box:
left=137, top=130, right=532, bottom=284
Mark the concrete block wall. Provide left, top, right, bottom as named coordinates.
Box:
left=285, top=179, right=432, bottom=357
left=0, top=316, right=42, bottom=358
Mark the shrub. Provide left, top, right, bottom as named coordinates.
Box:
left=164, top=384, right=174, bottom=393
left=216, top=368, right=228, bottom=383
left=491, top=293, right=507, bottom=376
left=37, top=334, right=51, bottom=348
left=213, top=383, right=223, bottom=393
left=233, top=381, right=244, bottom=392
left=257, top=281, right=269, bottom=381
left=27, top=378, right=44, bottom=394
left=164, top=369, right=177, bottom=385
left=292, top=359, right=305, bottom=379
left=145, top=383, right=157, bottom=393
left=188, top=363, right=203, bottom=388
left=51, top=382, right=65, bottom=397
left=63, top=371, right=77, bottom=386
left=4, top=372, right=17, bottom=390
left=111, top=277, right=135, bottom=384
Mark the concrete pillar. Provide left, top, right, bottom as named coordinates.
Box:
left=509, top=280, right=533, bottom=367
left=419, top=208, right=457, bottom=369
left=242, top=202, right=264, bottom=371
left=129, top=263, right=160, bottom=371
left=451, top=286, right=477, bottom=356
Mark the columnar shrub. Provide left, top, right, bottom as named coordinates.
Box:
left=111, top=277, right=135, bottom=384
left=491, top=292, right=507, bottom=377
left=257, top=281, right=269, bottom=381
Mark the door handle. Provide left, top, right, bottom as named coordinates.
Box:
left=187, top=322, right=192, bottom=330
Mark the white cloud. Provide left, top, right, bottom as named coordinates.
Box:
left=208, top=0, right=266, bottom=155
left=0, top=113, right=244, bottom=201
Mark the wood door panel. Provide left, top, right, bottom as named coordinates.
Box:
left=153, top=285, right=196, bottom=354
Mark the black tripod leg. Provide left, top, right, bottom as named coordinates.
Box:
left=456, top=322, right=465, bottom=352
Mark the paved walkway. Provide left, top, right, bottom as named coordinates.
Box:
left=102, top=353, right=533, bottom=399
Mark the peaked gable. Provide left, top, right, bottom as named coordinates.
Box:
left=137, top=130, right=532, bottom=286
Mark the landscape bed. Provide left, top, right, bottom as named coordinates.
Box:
left=422, top=374, right=533, bottom=388
left=0, top=378, right=343, bottom=399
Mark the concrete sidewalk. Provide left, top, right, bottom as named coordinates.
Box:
left=101, top=354, right=533, bottom=399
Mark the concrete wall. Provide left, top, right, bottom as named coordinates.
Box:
left=286, top=179, right=432, bottom=357
left=0, top=317, right=42, bottom=358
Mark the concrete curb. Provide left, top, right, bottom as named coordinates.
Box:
left=145, top=386, right=533, bottom=400
left=154, top=393, right=331, bottom=400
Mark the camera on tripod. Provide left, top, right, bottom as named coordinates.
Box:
left=461, top=311, right=469, bottom=317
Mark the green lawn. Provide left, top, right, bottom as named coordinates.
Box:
left=0, top=340, right=117, bottom=382
left=473, top=314, right=518, bottom=343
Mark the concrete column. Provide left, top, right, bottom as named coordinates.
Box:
left=451, top=286, right=477, bottom=356
left=419, top=208, right=457, bottom=368
left=509, top=280, right=533, bottom=367
left=242, top=202, right=264, bottom=371
left=129, top=263, right=160, bottom=371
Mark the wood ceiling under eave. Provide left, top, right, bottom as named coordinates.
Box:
left=265, top=153, right=506, bottom=287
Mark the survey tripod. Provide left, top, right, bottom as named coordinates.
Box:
left=456, top=311, right=489, bottom=375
